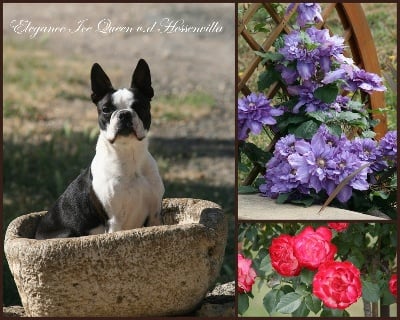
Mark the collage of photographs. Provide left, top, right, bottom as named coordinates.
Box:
left=2, top=2, right=398, bottom=318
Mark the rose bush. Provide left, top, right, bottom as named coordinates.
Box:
left=312, top=261, right=362, bottom=309
left=238, top=223, right=397, bottom=317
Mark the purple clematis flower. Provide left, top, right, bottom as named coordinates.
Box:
left=279, top=30, right=317, bottom=80
left=274, top=134, right=297, bottom=158
left=346, top=69, right=386, bottom=93
left=260, top=125, right=378, bottom=203
left=379, top=130, right=397, bottom=160
left=323, top=61, right=386, bottom=94
left=322, top=68, right=347, bottom=85
left=276, top=64, right=298, bottom=85
left=329, top=150, right=369, bottom=202
left=237, top=93, right=283, bottom=141
left=287, top=3, right=323, bottom=27
left=288, top=83, right=329, bottom=113
left=279, top=27, right=345, bottom=83
left=350, top=137, right=380, bottom=162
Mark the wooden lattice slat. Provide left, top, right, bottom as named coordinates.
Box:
left=238, top=3, right=297, bottom=94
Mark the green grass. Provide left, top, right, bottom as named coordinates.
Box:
left=154, top=92, right=215, bottom=121
left=3, top=39, right=89, bottom=121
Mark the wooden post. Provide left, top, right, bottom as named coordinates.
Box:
left=335, top=3, right=387, bottom=139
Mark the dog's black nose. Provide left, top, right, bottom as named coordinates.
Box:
left=117, top=110, right=132, bottom=121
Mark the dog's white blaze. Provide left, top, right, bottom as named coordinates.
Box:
left=91, top=134, right=164, bottom=232
left=112, top=88, right=134, bottom=109
left=104, top=89, right=147, bottom=142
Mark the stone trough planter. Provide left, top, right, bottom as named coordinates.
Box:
left=4, top=198, right=228, bottom=317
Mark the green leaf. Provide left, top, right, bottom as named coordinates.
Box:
left=294, top=284, right=309, bottom=296
left=241, top=142, right=271, bottom=166
left=291, top=196, right=315, bottom=207
left=347, top=100, right=365, bottom=111
left=300, top=269, right=315, bottom=285
left=276, top=292, right=303, bottom=314
left=369, top=190, right=390, bottom=201
left=259, top=255, right=272, bottom=273
left=347, top=248, right=365, bottom=269
left=381, top=287, right=396, bottom=305
left=253, top=23, right=269, bottom=33
left=255, top=51, right=284, bottom=62
left=276, top=193, right=290, bottom=204
left=263, top=289, right=282, bottom=314
left=337, top=111, right=362, bottom=122
left=362, top=280, right=380, bottom=302
left=238, top=293, right=250, bottom=315
left=280, top=285, right=295, bottom=294
left=258, top=70, right=280, bottom=91
left=308, top=111, right=328, bottom=122
left=320, top=307, right=347, bottom=317
left=305, top=294, right=322, bottom=314
left=257, top=278, right=265, bottom=291
left=326, top=123, right=342, bottom=136
left=238, top=162, right=250, bottom=173
left=238, top=185, right=258, bottom=194
left=277, top=113, right=307, bottom=131
left=314, top=84, right=339, bottom=104
left=292, top=299, right=310, bottom=317
left=290, top=120, right=319, bottom=139
left=361, top=130, right=376, bottom=138
left=333, top=239, right=351, bottom=256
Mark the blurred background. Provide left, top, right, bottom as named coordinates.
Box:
left=3, top=3, right=235, bottom=306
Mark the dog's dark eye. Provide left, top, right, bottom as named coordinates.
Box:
left=102, top=106, right=112, bottom=113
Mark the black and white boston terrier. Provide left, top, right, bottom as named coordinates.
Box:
left=35, top=59, right=164, bottom=239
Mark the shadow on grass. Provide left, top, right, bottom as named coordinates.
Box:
left=151, top=137, right=234, bottom=159
left=3, top=130, right=235, bottom=306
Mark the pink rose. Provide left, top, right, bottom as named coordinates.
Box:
left=389, top=274, right=397, bottom=297
left=328, top=222, right=350, bottom=232
left=293, top=226, right=337, bottom=270
left=238, top=254, right=257, bottom=293
left=313, top=261, right=362, bottom=309
left=269, top=234, right=301, bottom=277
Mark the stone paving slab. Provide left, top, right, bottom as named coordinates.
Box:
left=239, top=194, right=390, bottom=221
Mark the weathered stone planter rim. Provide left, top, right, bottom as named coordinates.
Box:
left=4, top=198, right=228, bottom=317
left=5, top=197, right=224, bottom=245
left=6, top=210, right=221, bottom=246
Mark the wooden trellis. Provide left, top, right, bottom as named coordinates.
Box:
left=238, top=3, right=387, bottom=137
left=238, top=3, right=388, bottom=186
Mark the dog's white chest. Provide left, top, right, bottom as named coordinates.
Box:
left=90, top=136, right=164, bottom=233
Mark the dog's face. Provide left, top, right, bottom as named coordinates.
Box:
left=90, top=59, right=154, bottom=144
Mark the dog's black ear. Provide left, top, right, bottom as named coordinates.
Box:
left=131, top=59, right=154, bottom=99
left=91, top=63, right=113, bottom=103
